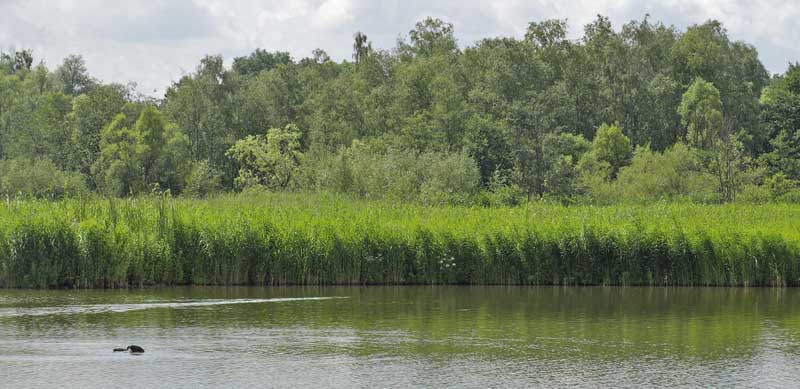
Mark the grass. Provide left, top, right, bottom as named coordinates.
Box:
left=0, top=192, right=799, bottom=288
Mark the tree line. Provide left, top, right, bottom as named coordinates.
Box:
left=1, top=15, right=799, bottom=204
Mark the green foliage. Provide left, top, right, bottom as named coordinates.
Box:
left=93, top=113, right=141, bottom=196
left=68, top=84, right=127, bottom=180
left=760, top=64, right=800, bottom=181
left=590, top=143, right=716, bottom=203
left=542, top=132, right=591, bottom=197
left=679, top=78, right=723, bottom=149
left=463, top=115, right=513, bottom=186
left=525, top=19, right=568, bottom=49
left=163, top=55, right=235, bottom=171
left=0, top=49, right=33, bottom=74
left=184, top=160, right=222, bottom=198
left=56, top=55, right=95, bottom=96
left=93, top=107, right=190, bottom=196
left=232, top=49, right=292, bottom=77
left=304, top=140, right=480, bottom=203
left=234, top=64, right=302, bottom=139
left=405, top=17, right=458, bottom=57
left=589, top=123, right=631, bottom=178
left=352, top=32, right=373, bottom=64
left=2, top=91, right=73, bottom=168
left=0, top=16, right=793, bottom=204
left=226, top=124, right=303, bottom=190
left=418, top=150, right=481, bottom=204
left=1, top=193, right=800, bottom=288
left=670, top=20, right=767, bottom=152
left=0, top=158, right=87, bottom=199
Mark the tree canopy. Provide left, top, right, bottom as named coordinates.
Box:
left=0, top=16, right=796, bottom=203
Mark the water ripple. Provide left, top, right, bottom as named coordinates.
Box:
left=0, top=297, right=347, bottom=318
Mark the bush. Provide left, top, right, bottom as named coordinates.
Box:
left=303, top=139, right=481, bottom=203
left=591, top=123, right=631, bottom=178
left=226, top=124, right=303, bottom=190
left=764, top=173, right=796, bottom=199
left=183, top=160, right=222, bottom=198
left=419, top=151, right=481, bottom=205
left=478, top=184, right=526, bottom=207
left=0, top=158, right=87, bottom=199
left=614, top=143, right=716, bottom=201
left=737, top=184, right=771, bottom=204
left=580, top=144, right=716, bottom=203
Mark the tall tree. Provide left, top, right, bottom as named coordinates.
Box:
left=232, top=49, right=292, bottom=77
left=69, top=84, right=127, bottom=181
left=678, top=78, right=723, bottom=150
left=56, top=55, right=94, bottom=95
left=352, top=32, right=372, bottom=64
left=93, top=107, right=190, bottom=195
left=405, top=17, right=458, bottom=57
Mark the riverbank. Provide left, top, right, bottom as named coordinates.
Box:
left=1, top=193, right=798, bottom=288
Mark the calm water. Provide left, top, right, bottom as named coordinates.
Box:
left=1, top=286, right=800, bottom=388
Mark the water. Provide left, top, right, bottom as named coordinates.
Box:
left=1, top=286, right=800, bottom=388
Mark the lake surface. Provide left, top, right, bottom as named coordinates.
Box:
left=2, top=286, right=800, bottom=388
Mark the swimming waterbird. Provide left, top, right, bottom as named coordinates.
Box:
left=113, top=345, right=145, bottom=353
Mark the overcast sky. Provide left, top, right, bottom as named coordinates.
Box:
left=1, top=0, right=799, bottom=96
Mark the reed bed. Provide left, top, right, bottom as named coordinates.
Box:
left=1, top=192, right=798, bottom=288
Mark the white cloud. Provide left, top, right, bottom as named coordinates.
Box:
left=1, top=0, right=799, bottom=96
left=312, top=0, right=355, bottom=29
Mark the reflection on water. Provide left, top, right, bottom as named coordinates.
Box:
left=1, top=286, right=799, bottom=387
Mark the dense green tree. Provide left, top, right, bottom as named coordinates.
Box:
left=56, top=55, right=94, bottom=95
left=0, top=16, right=791, bottom=203
left=463, top=114, right=513, bottom=186
left=542, top=132, right=591, bottom=197
left=234, top=64, right=303, bottom=139
left=304, top=66, right=369, bottom=148
left=136, top=106, right=180, bottom=187
left=226, top=124, right=303, bottom=189
left=589, top=123, right=632, bottom=178
left=92, top=113, right=142, bottom=195
left=303, top=139, right=479, bottom=203
left=164, top=55, right=237, bottom=169
left=760, top=130, right=800, bottom=180
left=671, top=21, right=767, bottom=153
left=2, top=92, right=72, bottom=168
left=395, top=53, right=468, bottom=151
left=760, top=64, right=800, bottom=171
left=232, top=49, right=292, bottom=77
left=93, top=107, right=190, bottom=196
left=184, top=160, right=223, bottom=198
left=404, top=17, right=458, bottom=57
left=68, top=84, right=127, bottom=181
left=679, top=78, right=723, bottom=149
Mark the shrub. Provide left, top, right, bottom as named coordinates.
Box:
left=303, top=139, right=481, bottom=204
left=580, top=144, right=716, bottom=203
left=0, top=158, right=87, bottom=199
left=184, top=160, right=222, bottom=198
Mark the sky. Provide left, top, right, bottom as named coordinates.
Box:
left=1, top=0, right=799, bottom=96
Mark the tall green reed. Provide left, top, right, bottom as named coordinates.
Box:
left=0, top=192, right=798, bottom=288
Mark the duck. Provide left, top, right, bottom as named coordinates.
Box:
left=113, top=345, right=145, bottom=353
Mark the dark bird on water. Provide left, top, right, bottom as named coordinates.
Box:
left=113, top=345, right=145, bottom=353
